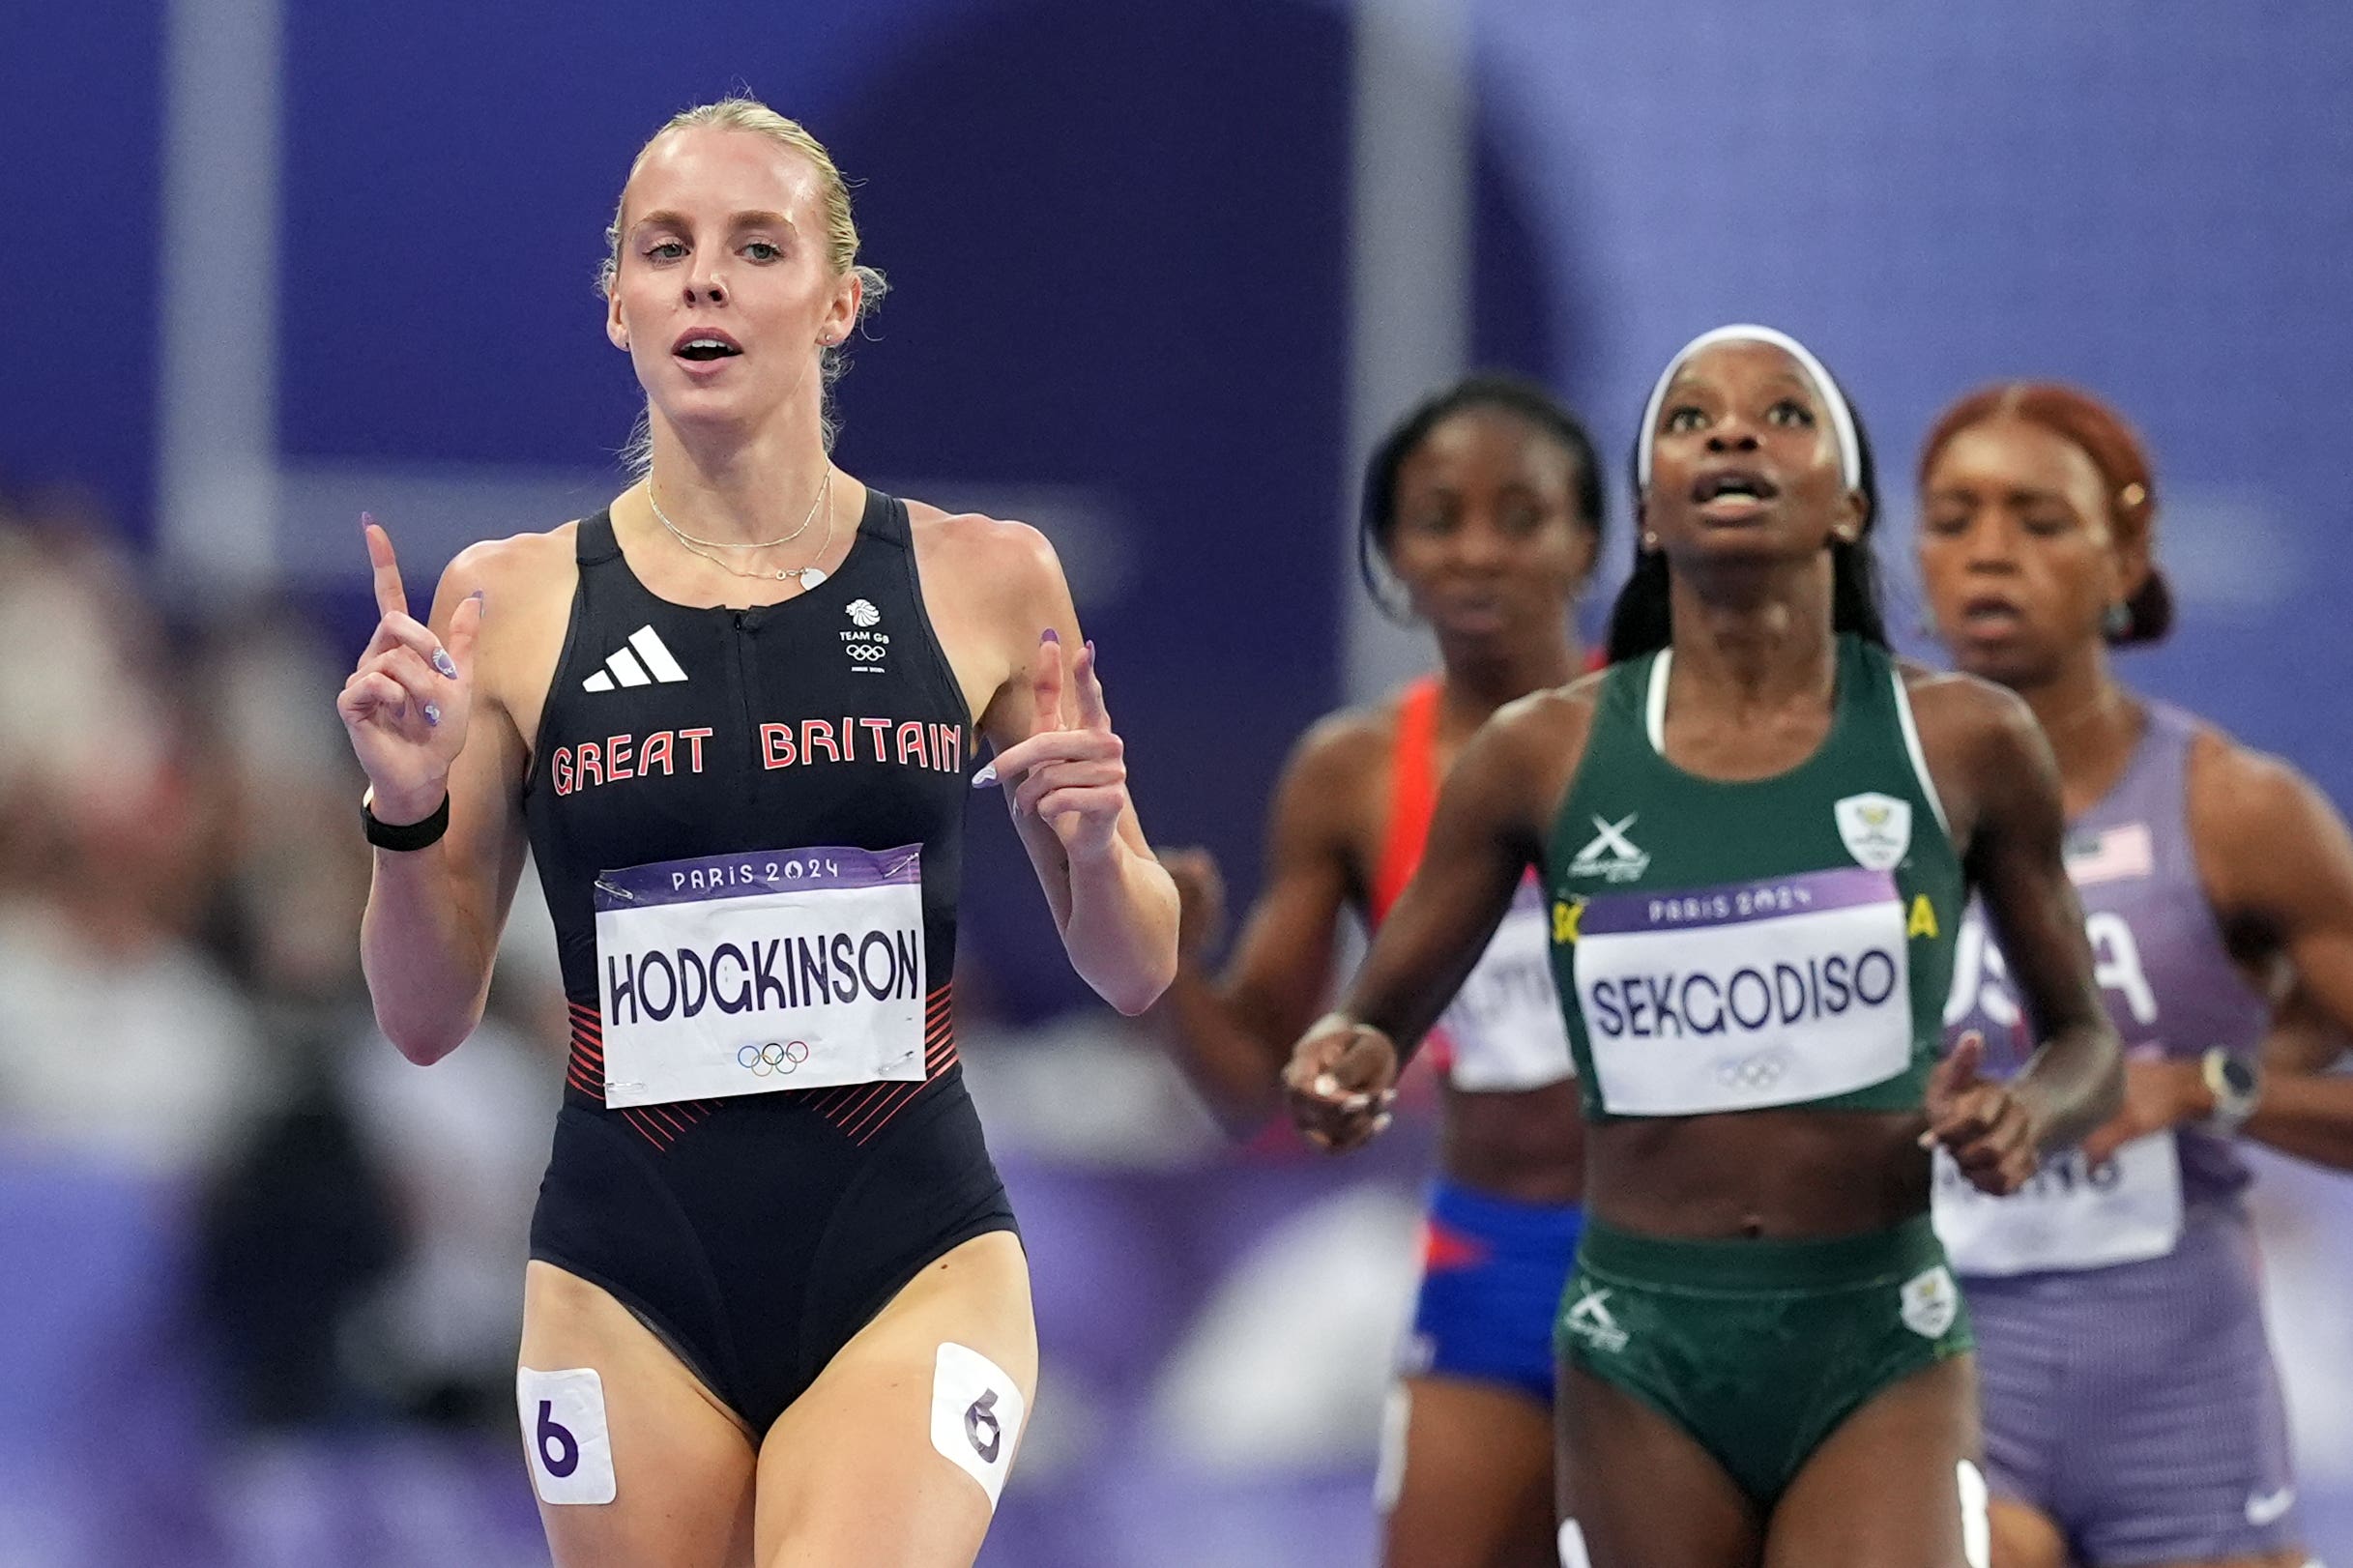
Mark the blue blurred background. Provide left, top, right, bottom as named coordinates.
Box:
left=2, top=3, right=2348, bottom=1564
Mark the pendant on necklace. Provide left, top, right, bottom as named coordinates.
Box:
left=799, top=566, right=827, bottom=589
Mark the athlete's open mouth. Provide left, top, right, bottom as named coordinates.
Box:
left=1692, top=469, right=1778, bottom=504
left=673, top=330, right=744, bottom=362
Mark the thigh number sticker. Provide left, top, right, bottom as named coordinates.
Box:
left=930, top=1342, right=1025, bottom=1509
left=516, top=1366, right=617, bottom=1505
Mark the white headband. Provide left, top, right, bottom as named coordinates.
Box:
left=1635, top=324, right=1862, bottom=492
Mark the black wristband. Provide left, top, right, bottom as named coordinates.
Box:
left=363, top=788, right=451, bottom=852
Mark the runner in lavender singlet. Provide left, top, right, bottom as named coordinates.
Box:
left=1917, top=382, right=2353, bottom=1568
left=1938, top=704, right=2296, bottom=1564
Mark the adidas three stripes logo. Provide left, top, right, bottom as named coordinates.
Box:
left=583, top=625, right=689, bottom=692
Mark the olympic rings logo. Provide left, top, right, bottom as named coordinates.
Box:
left=738, top=1040, right=811, bottom=1076
left=846, top=645, right=886, bottom=662
left=1714, top=1052, right=1787, bottom=1089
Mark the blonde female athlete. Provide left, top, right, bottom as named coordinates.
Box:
left=337, top=99, right=1177, bottom=1568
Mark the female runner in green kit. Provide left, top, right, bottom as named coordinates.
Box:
left=1283, top=326, right=2124, bottom=1568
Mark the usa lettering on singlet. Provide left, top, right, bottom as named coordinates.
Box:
left=1928, top=705, right=2290, bottom=1277
left=1932, top=901, right=2183, bottom=1275
left=1573, top=865, right=1912, bottom=1116
left=594, top=844, right=926, bottom=1107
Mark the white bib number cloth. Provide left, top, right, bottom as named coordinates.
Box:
left=1438, top=877, right=1577, bottom=1091
left=517, top=1366, right=617, bottom=1505
left=594, top=845, right=927, bottom=1108
left=1574, top=867, right=1912, bottom=1116
left=1932, top=1129, right=2184, bottom=1276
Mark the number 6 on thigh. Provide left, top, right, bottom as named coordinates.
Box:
left=519, top=1366, right=619, bottom=1505
left=929, top=1342, right=1026, bottom=1509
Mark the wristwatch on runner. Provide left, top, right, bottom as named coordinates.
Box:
left=2200, top=1049, right=2262, bottom=1134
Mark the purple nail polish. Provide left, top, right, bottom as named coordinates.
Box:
left=1040, top=627, right=1060, bottom=645
left=422, top=701, right=442, bottom=728
left=361, top=510, right=376, bottom=532
left=432, top=649, right=458, bottom=679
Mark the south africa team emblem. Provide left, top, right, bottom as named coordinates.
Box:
left=1835, top=793, right=1913, bottom=871
left=1900, top=1265, right=1960, bottom=1339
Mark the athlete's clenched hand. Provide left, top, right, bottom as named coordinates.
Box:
left=337, top=515, right=483, bottom=824
left=1923, top=1030, right=2042, bottom=1194
left=980, top=630, right=1131, bottom=863
left=1284, top=1014, right=1400, bottom=1153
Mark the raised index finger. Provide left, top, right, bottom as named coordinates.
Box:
left=1072, top=639, right=1110, bottom=731
left=363, top=513, right=408, bottom=620
left=1029, top=629, right=1068, bottom=738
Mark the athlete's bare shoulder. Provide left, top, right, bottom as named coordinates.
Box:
left=1204, top=702, right=1383, bottom=882
left=1430, top=668, right=1610, bottom=845
left=1268, top=701, right=1393, bottom=840
left=2185, top=715, right=2349, bottom=905
left=436, top=521, right=581, bottom=736
left=441, top=520, right=579, bottom=602
left=1897, top=658, right=2039, bottom=757
left=902, top=499, right=1062, bottom=609
left=1490, top=666, right=1608, bottom=762
left=897, top=498, right=1073, bottom=734
left=1292, top=700, right=1396, bottom=781
left=1897, top=659, right=2057, bottom=854
left=2183, top=716, right=2308, bottom=808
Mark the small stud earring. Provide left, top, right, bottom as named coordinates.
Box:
left=1641, top=530, right=1659, bottom=550
left=2102, top=600, right=2133, bottom=639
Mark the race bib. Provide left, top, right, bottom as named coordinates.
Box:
left=1932, top=1130, right=2183, bottom=1276
left=1574, top=867, right=1912, bottom=1116
left=594, top=846, right=926, bottom=1108
left=1438, top=878, right=1577, bottom=1092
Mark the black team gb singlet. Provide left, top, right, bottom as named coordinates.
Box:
left=519, top=488, right=1015, bottom=1432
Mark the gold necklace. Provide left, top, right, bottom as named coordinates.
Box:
left=655, top=469, right=836, bottom=587
left=649, top=465, right=828, bottom=550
